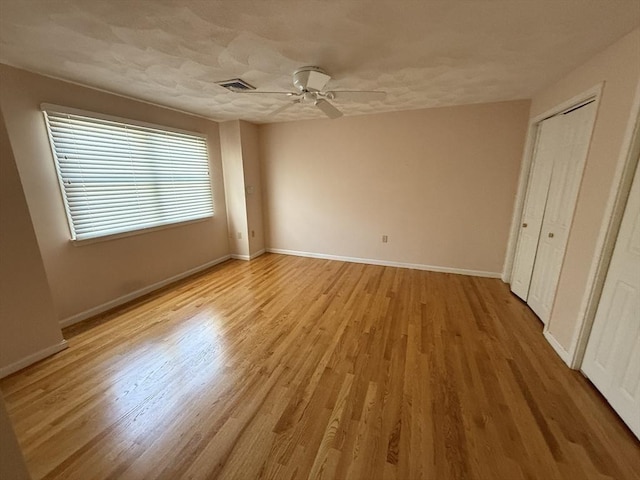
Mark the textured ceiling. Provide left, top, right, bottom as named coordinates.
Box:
left=0, top=1, right=639, bottom=123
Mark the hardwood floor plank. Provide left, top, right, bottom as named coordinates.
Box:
left=1, top=254, right=639, bottom=479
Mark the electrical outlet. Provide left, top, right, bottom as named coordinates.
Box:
left=382, top=235, right=388, bottom=243
left=251, top=230, right=255, bottom=238
left=237, top=232, right=242, bottom=239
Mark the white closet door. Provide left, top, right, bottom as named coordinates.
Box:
left=528, top=102, right=597, bottom=323
left=510, top=116, right=563, bottom=300
left=582, top=161, right=640, bottom=439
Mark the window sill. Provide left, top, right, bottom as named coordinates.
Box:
left=69, top=216, right=212, bottom=247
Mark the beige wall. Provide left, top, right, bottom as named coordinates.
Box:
left=220, top=120, right=265, bottom=258
left=259, top=100, right=530, bottom=274
left=530, top=28, right=640, bottom=351
left=220, top=120, right=250, bottom=257
left=239, top=121, right=265, bottom=256
left=0, top=110, right=64, bottom=372
left=0, top=65, right=229, bottom=323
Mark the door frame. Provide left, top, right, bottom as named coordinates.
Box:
left=572, top=80, right=640, bottom=370
left=502, top=83, right=604, bottom=286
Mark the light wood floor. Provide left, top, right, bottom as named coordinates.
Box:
left=2, top=254, right=639, bottom=480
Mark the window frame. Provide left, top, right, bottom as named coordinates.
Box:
left=41, top=103, right=215, bottom=244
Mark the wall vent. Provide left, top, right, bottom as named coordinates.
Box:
left=216, top=78, right=255, bottom=91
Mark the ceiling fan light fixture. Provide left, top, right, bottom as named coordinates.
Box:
left=302, top=91, right=316, bottom=103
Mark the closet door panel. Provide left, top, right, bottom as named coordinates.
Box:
left=527, top=240, right=564, bottom=321
left=510, top=116, right=563, bottom=300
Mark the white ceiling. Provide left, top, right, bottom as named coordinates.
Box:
left=0, top=1, right=638, bottom=123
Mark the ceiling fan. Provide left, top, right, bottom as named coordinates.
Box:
left=229, top=66, right=386, bottom=119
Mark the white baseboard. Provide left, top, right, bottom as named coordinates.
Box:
left=543, top=330, right=572, bottom=366
left=0, top=340, right=68, bottom=379
left=230, top=249, right=266, bottom=261
left=250, top=249, right=266, bottom=260
left=59, top=254, right=231, bottom=328
left=266, top=248, right=502, bottom=278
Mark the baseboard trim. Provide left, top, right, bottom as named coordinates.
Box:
left=266, top=248, right=502, bottom=278
left=230, top=249, right=266, bottom=261
left=59, top=254, right=232, bottom=328
left=250, top=249, right=266, bottom=260
left=0, top=340, right=68, bottom=379
left=543, top=330, right=572, bottom=366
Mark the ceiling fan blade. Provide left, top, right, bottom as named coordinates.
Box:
left=327, top=90, right=387, bottom=102
left=315, top=99, right=343, bottom=119
left=270, top=100, right=299, bottom=116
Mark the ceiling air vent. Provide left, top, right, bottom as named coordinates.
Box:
left=216, top=78, right=255, bottom=91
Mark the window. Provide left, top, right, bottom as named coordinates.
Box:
left=42, top=105, right=214, bottom=242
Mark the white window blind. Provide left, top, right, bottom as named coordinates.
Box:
left=43, top=107, right=214, bottom=241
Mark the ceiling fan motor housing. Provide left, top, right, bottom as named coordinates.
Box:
left=293, top=66, right=331, bottom=92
